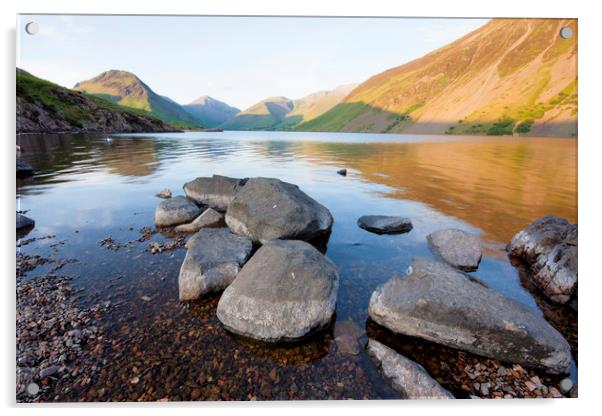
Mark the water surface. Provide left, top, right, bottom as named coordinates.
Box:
left=16, top=131, right=577, bottom=400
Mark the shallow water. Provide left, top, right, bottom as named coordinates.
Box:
left=16, top=131, right=577, bottom=401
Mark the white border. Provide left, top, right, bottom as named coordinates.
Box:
left=2, top=1, right=600, bottom=415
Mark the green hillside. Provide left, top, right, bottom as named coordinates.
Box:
left=74, top=70, right=204, bottom=129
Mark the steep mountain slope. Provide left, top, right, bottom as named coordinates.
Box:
left=220, top=84, right=357, bottom=130
left=299, top=19, right=577, bottom=137
left=74, top=70, right=203, bottom=129
left=17, top=69, right=174, bottom=134
left=183, top=96, right=240, bottom=127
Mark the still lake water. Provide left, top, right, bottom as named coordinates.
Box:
left=16, top=131, right=577, bottom=401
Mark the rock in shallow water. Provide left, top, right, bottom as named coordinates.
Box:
left=225, top=177, right=333, bottom=244
left=367, top=339, right=454, bottom=399
left=183, top=175, right=246, bottom=212
left=174, top=208, right=225, bottom=233
left=427, top=228, right=482, bottom=271
left=16, top=159, right=34, bottom=177
left=216, top=239, right=339, bottom=342
left=155, top=188, right=172, bottom=199
left=154, top=196, right=201, bottom=227
left=507, top=216, right=577, bottom=305
left=357, top=215, right=413, bottom=235
left=368, top=257, right=572, bottom=374
left=179, top=228, right=252, bottom=301
left=17, top=214, right=35, bottom=230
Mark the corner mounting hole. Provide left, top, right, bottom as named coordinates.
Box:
left=560, top=27, right=573, bottom=39
left=25, top=22, right=39, bottom=35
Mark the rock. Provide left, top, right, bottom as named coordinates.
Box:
left=155, top=188, right=172, bottom=199
left=39, top=365, right=60, bottom=378
left=179, top=228, right=253, bottom=301
left=225, top=178, right=333, bottom=244
left=559, top=378, right=573, bottom=394
left=17, top=214, right=35, bottom=230
left=334, top=319, right=363, bottom=356
left=337, top=169, right=347, bottom=176
left=507, top=216, right=577, bottom=304
left=154, top=196, right=201, bottom=227
left=427, top=229, right=482, bottom=271
left=183, top=175, right=246, bottom=212
left=216, top=239, right=339, bottom=342
left=174, top=208, right=225, bottom=233
left=16, top=159, right=34, bottom=177
left=357, top=215, right=413, bottom=235
left=366, top=339, right=454, bottom=399
left=368, top=257, right=572, bottom=374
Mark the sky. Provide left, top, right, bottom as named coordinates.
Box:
left=17, top=15, right=488, bottom=110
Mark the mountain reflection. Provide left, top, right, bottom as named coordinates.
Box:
left=297, top=137, right=577, bottom=244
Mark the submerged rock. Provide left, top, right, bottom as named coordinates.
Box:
left=507, top=216, right=577, bottom=305
left=216, top=239, right=339, bottom=342
left=367, top=339, right=454, bottom=399
left=337, top=168, right=347, bottom=176
left=178, top=228, right=252, bottom=301
left=368, top=257, right=572, bottom=374
left=155, top=188, right=172, bottom=199
left=174, top=208, right=225, bottom=233
left=334, top=319, right=363, bottom=356
left=357, top=215, right=413, bottom=235
left=17, top=214, right=35, bottom=230
left=154, top=196, right=201, bottom=227
left=183, top=175, right=246, bottom=212
left=225, top=177, right=333, bottom=244
left=427, top=228, right=482, bottom=271
left=16, top=159, right=34, bottom=177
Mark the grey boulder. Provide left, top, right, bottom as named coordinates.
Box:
left=16, top=159, right=34, bottom=177
left=178, top=228, right=253, bottom=301
left=368, top=257, right=572, bottom=374
left=183, top=175, right=246, bottom=212
left=427, top=228, right=482, bottom=271
left=357, top=215, right=413, bottom=235
left=507, top=216, right=577, bottom=304
left=367, top=339, right=454, bottom=399
left=17, top=214, right=35, bottom=230
left=174, top=208, right=225, bottom=233
left=216, top=239, right=339, bottom=342
left=154, top=196, right=201, bottom=227
left=225, top=177, right=333, bottom=244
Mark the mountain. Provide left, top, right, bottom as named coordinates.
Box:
left=183, top=96, right=240, bottom=127
left=16, top=69, right=174, bottom=134
left=74, top=70, right=203, bottom=129
left=299, top=19, right=577, bottom=137
left=220, top=84, right=357, bottom=130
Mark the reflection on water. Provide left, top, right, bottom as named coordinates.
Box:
left=16, top=131, right=577, bottom=401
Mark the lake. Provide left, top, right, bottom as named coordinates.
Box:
left=16, top=131, right=577, bottom=401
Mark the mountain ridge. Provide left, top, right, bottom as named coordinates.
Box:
left=183, top=96, right=240, bottom=127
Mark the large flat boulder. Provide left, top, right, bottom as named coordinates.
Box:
left=357, top=215, right=413, bottom=235
left=367, top=339, right=454, bottom=399
left=174, top=208, right=225, bottom=233
left=368, top=257, right=572, bottom=374
left=225, top=178, right=333, bottom=244
left=216, top=239, right=339, bottom=342
left=507, top=216, right=577, bottom=304
left=183, top=175, right=246, bottom=212
left=154, top=196, right=201, bottom=227
left=178, top=228, right=252, bottom=301
left=427, top=229, right=482, bottom=271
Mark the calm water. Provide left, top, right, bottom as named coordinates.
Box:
left=16, top=131, right=577, bottom=401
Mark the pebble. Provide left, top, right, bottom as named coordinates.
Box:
left=559, top=378, right=573, bottom=394
left=39, top=365, right=61, bottom=378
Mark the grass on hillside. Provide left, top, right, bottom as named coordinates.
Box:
left=17, top=70, right=166, bottom=128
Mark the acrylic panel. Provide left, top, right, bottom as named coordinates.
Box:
left=16, top=15, right=577, bottom=402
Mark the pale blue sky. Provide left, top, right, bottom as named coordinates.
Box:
left=18, top=15, right=488, bottom=109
